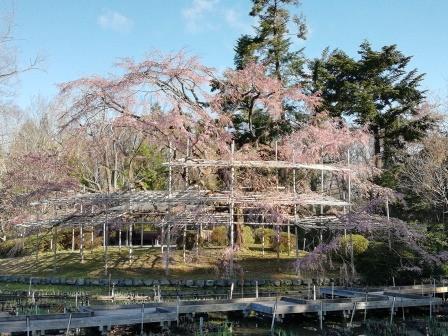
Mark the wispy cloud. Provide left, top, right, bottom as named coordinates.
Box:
left=224, top=8, right=252, bottom=33
left=182, top=0, right=219, bottom=33
left=97, top=10, right=133, bottom=33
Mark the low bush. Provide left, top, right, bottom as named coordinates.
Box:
left=339, top=234, right=369, bottom=255
left=211, top=226, right=229, bottom=246
left=254, top=228, right=275, bottom=244
left=270, top=232, right=296, bottom=253
left=241, top=226, right=254, bottom=246
left=176, top=230, right=204, bottom=250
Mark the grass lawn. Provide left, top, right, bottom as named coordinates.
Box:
left=0, top=245, right=307, bottom=280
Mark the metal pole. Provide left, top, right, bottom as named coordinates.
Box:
left=71, top=228, right=75, bottom=252
left=140, top=223, right=144, bottom=247
left=320, top=301, right=324, bottom=330
left=271, top=296, right=278, bottom=333
left=390, top=297, right=395, bottom=324
left=119, top=228, right=122, bottom=250
left=255, top=281, right=259, bottom=298
left=183, top=139, right=190, bottom=263
left=166, top=142, right=173, bottom=276
left=140, top=303, right=145, bottom=336
left=349, top=302, right=356, bottom=327
left=104, top=203, right=109, bottom=276
left=129, top=223, right=133, bottom=264
left=275, top=140, right=279, bottom=191
left=80, top=205, right=84, bottom=264
left=386, top=197, right=391, bottom=250
left=364, top=292, right=367, bottom=321
left=229, top=141, right=235, bottom=249
left=176, top=296, right=180, bottom=326
left=262, top=216, right=265, bottom=256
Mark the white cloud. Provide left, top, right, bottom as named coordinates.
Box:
left=97, top=10, right=133, bottom=33
left=182, top=0, right=219, bottom=33
left=224, top=8, right=252, bottom=33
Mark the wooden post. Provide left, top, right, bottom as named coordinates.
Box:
left=287, top=220, right=291, bottom=256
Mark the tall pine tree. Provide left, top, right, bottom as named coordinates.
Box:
left=228, top=0, right=308, bottom=145
left=310, top=42, right=435, bottom=171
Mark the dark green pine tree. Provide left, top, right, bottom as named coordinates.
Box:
left=235, top=0, right=307, bottom=82
left=310, top=41, right=435, bottom=173
left=229, top=0, right=308, bottom=146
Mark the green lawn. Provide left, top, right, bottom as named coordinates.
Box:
left=0, top=245, right=306, bottom=280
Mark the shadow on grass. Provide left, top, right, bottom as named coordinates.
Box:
left=0, top=245, right=305, bottom=280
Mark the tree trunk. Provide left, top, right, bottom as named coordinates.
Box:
left=372, top=125, right=383, bottom=169
left=234, top=207, right=244, bottom=248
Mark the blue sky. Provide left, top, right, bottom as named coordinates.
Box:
left=10, top=0, right=448, bottom=109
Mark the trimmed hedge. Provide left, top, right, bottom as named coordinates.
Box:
left=270, top=232, right=296, bottom=253
left=339, top=234, right=369, bottom=255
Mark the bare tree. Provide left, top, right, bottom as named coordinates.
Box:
left=400, top=132, right=448, bottom=212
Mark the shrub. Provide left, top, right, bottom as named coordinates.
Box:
left=211, top=226, right=229, bottom=246
left=356, top=242, right=401, bottom=285
left=241, top=226, right=254, bottom=246
left=339, top=234, right=369, bottom=255
left=270, top=232, right=296, bottom=254
left=254, top=228, right=275, bottom=244
left=0, top=239, right=24, bottom=257
left=176, top=230, right=204, bottom=250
